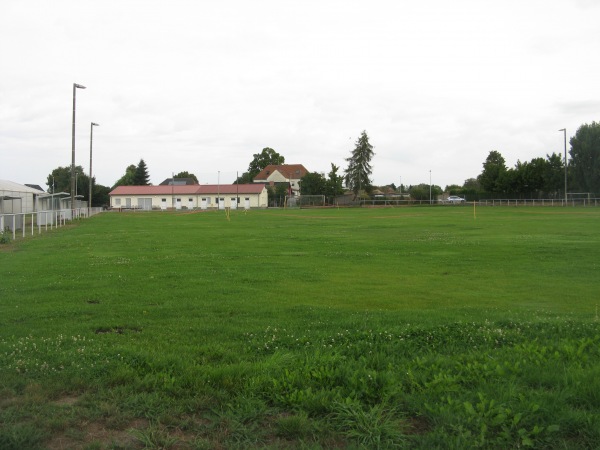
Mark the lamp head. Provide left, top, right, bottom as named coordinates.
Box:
left=74, top=83, right=86, bottom=89
left=91, top=122, right=99, bottom=127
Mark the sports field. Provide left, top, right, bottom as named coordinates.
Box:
left=1, top=206, right=599, bottom=449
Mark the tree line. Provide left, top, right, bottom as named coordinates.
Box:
left=43, top=121, right=599, bottom=207
left=446, top=122, right=600, bottom=200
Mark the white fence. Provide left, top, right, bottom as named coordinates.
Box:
left=0, top=207, right=103, bottom=241
left=356, top=198, right=600, bottom=207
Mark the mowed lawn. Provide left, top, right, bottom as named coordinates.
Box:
left=1, top=206, right=599, bottom=449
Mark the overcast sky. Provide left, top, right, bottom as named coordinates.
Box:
left=1, top=0, right=599, bottom=190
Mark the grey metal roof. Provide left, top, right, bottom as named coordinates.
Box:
left=0, top=180, right=47, bottom=194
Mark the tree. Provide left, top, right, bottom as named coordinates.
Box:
left=344, top=131, right=375, bottom=198
left=174, top=171, right=199, bottom=183
left=248, top=148, right=285, bottom=178
left=92, top=184, right=111, bottom=207
left=463, top=178, right=481, bottom=191
left=478, top=150, right=507, bottom=194
left=267, top=183, right=289, bottom=207
left=133, top=159, right=151, bottom=185
left=113, top=164, right=137, bottom=188
left=235, top=147, right=285, bottom=184
left=569, top=122, right=600, bottom=193
left=234, top=172, right=254, bottom=184
left=325, top=163, right=345, bottom=201
left=543, top=153, right=564, bottom=197
left=408, top=184, right=443, bottom=201
left=300, top=172, right=326, bottom=195
left=46, top=165, right=90, bottom=198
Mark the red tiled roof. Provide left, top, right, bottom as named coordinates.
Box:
left=109, top=184, right=266, bottom=196
left=253, top=164, right=308, bottom=181
left=197, top=184, right=266, bottom=194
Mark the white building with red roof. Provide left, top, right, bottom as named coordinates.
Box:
left=109, top=184, right=268, bottom=210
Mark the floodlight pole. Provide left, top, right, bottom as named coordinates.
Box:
left=71, top=83, right=86, bottom=214
left=89, top=122, right=99, bottom=217
left=429, top=170, right=432, bottom=205
left=559, top=128, right=567, bottom=204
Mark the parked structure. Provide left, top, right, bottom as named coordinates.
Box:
left=109, top=184, right=268, bottom=210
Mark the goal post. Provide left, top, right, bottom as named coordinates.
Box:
left=285, top=195, right=326, bottom=208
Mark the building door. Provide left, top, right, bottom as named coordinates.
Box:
left=175, top=198, right=181, bottom=210
left=188, top=198, right=194, bottom=209
left=201, top=198, right=207, bottom=209
left=219, top=198, right=225, bottom=210
left=230, top=198, right=237, bottom=209
left=245, top=198, right=250, bottom=209
left=138, top=198, right=152, bottom=210
left=161, top=198, right=167, bottom=210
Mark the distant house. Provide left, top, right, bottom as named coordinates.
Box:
left=159, top=178, right=198, bottom=186
left=109, top=184, right=268, bottom=210
left=253, top=164, right=308, bottom=196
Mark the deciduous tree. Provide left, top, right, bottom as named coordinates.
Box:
left=236, top=148, right=285, bottom=184
left=478, top=150, right=507, bottom=194
left=569, top=122, right=600, bottom=193
left=248, top=148, right=285, bottom=178
left=300, top=172, right=326, bottom=195
left=174, top=171, right=199, bottom=183
left=46, top=165, right=96, bottom=202
left=113, top=164, right=137, bottom=188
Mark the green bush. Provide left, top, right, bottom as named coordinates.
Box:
left=0, top=230, right=11, bottom=244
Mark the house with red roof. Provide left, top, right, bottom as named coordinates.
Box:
left=252, top=164, right=308, bottom=197
left=109, top=184, right=268, bottom=210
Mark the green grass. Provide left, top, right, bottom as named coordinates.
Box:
left=1, top=206, right=599, bottom=449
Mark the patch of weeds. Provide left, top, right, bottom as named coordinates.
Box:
left=131, top=422, right=179, bottom=449
left=331, top=400, right=407, bottom=449
left=205, top=397, right=272, bottom=447
left=0, top=423, right=47, bottom=450
left=0, top=230, right=12, bottom=244
left=275, top=411, right=314, bottom=440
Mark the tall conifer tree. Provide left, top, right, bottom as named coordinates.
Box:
left=133, top=159, right=151, bottom=185
left=344, top=131, right=375, bottom=198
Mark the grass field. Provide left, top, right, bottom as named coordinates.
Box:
left=1, top=206, right=599, bottom=449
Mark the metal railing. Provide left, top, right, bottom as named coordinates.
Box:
left=353, top=198, right=600, bottom=207
left=0, top=207, right=103, bottom=241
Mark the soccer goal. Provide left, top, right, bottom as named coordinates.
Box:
left=285, top=195, right=326, bottom=208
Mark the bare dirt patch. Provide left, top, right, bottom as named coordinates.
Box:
left=46, top=418, right=149, bottom=450
left=51, top=395, right=79, bottom=407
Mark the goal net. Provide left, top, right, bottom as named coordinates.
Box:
left=285, top=195, right=326, bottom=208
